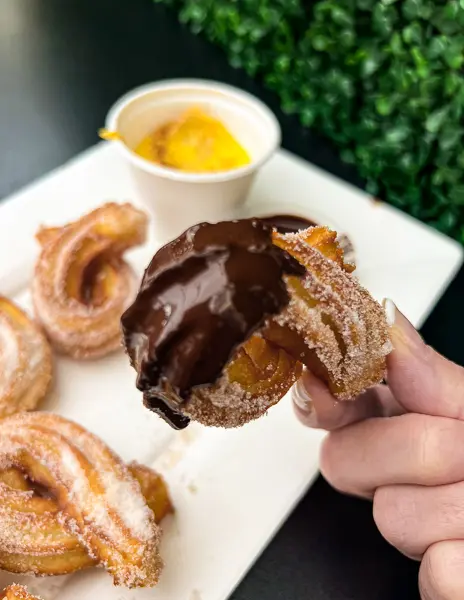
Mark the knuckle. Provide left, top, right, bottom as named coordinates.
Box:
left=405, top=414, right=448, bottom=483
left=319, top=435, right=338, bottom=487
left=319, top=434, right=350, bottom=494
left=373, top=487, right=402, bottom=546
left=441, top=494, right=464, bottom=529
left=418, top=421, right=442, bottom=480
left=373, top=487, right=417, bottom=557
left=454, top=401, right=464, bottom=422
left=420, top=544, right=464, bottom=600
left=419, top=544, right=457, bottom=600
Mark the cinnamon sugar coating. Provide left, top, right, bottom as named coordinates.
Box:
left=185, top=226, right=391, bottom=425
left=271, top=227, right=391, bottom=400
left=125, top=221, right=391, bottom=428
left=183, top=338, right=302, bottom=428
left=32, top=203, right=148, bottom=359
left=0, top=412, right=163, bottom=588
left=0, top=297, right=52, bottom=418
left=2, top=584, right=43, bottom=600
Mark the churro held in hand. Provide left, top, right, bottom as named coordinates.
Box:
left=121, top=219, right=391, bottom=429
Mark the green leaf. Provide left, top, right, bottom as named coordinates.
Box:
left=431, top=4, right=462, bottom=34
left=361, top=48, right=383, bottom=77
left=436, top=210, right=457, bottom=231
left=411, top=47, right=429, bottom=78
left=339, top=29, right=355, bottom=48
left=444, top=40, right=464, bottom=69
left=402, top=0, right=422, bottom=20
left=275, top=55, right=291, bottom=72
left=229, top=55, right=243, bottom=69
left=427, top=36, right=447, bottom=59
left=402, top=22, right=422, bottom=45
left=376, top=95, right=396, bottom=115
left=439, top=127, right=462, bottom=151
left=300, top=107, right=316, bottom=126
left=389, top=32, right=403, bottom=54
left=385, top=125, right=410, bottom=143
left=179, top=4, right=207, bottom=23
left=425, top=107, right=450, bottom=133
left=340, top=148, right=355, bottom=163
left=450, top=185, right=464, bottom=205
left=250, top=27, right=265, bottom=42
left=366, top=180, right=380, bottom=194
left=357, top=0, right=375, bottom=9
left=444, top=72, right=461, bottom=96
left=432, top=167, right=460, bottom=186
left=312, top=34, right=330, bottom=51
left=331, top=6, right=353, bottom=27
left=373, top=4, right=396, bottom=37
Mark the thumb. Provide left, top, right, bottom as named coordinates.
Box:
left=385, top=299, right=464, bottom=420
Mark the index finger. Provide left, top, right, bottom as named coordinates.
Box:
left=291, top=297, right=410, bottom=430
left=292, top=370, right=403, bottom=430
left=386, top=303, right=464, bottom=420
left=293, top=297, right=464, bottom=430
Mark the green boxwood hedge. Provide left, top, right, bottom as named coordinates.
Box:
left=156, top=0, right=464, bottom=242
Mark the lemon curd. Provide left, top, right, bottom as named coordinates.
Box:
left=133, top=108, right=251, bottom=173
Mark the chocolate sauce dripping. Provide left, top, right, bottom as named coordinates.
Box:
left=121, top=219, right=304, bottom=429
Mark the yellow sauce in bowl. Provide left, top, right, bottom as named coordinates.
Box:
left=134, top=108, right=251, bottom=173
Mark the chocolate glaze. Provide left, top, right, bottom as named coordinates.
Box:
left=121, top=219, right=305, bottom=430
left=260, top=214, right=317, bottom=234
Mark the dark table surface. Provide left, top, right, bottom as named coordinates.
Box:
left=2, top=1, right=464, bottom=598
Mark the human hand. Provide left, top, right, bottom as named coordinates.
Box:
left=292, top=300, right=464, bottom=599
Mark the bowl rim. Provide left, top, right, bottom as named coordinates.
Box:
left=104, top=79, right=281, bottom=183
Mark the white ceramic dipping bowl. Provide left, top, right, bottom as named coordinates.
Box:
left=105, top=79, right=281, bottom=242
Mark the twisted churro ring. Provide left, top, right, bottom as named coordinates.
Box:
left=268, top=227, right=390, bottom=398
left=122, top=220, right=391, bottom=429
left=185, top=228, right=390, bottom=426
left=32, top=203, right=148, bottom=359
left=1, top=585, right=43, bottom=600
left=0, top=413, right=163, bottom=588
left=0, top=298, right=52, bottom=418
left=0, top=462, right=172, bottom=578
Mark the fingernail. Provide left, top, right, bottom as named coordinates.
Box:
left=382, top=298, right=396, bottom=327
left=382, top=301, right=424, bottom=352
left=292, top=378, right=318, bottom=427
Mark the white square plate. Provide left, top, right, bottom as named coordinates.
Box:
left=0, top=144, right=461, bottom=600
